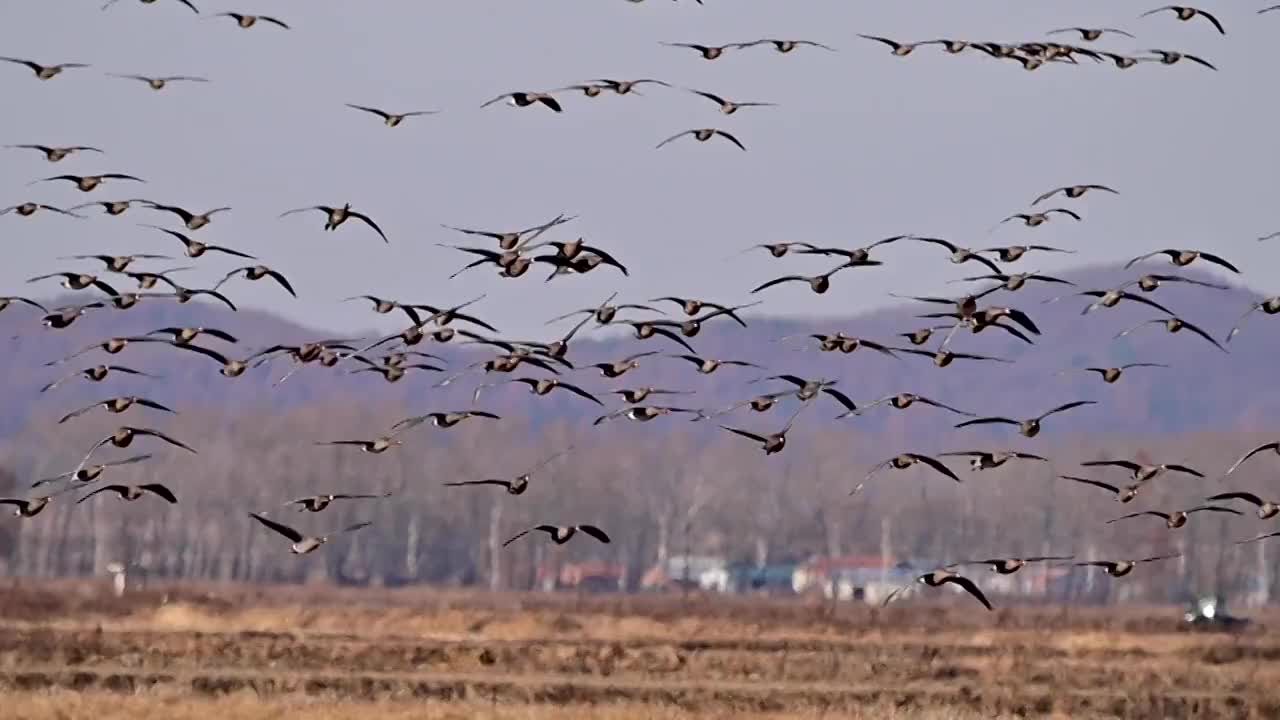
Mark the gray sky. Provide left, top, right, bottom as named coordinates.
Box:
left=3, top=0, right=1275, bottom=339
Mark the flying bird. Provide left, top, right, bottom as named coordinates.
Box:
left=442, top=447, right=573, bottom=496
left=1074, top=555, right=1181, bottom=577
left=911, top=237, right=1002, bottom=274
left=215, top=265, right=296, bottom=298
left=1080, top=459, right=1204, bottom=482
left=719, top=405, right=807, bottom=455
left=248, top=513, right=370, bottom=555
left=77, top=483, right=178, bottom=505
left=143, top=203, right=229, bottom=230
left=1, top=203, right=84, bottom=219
left=1139, top=6, right=1225, bottom=34
left=939, top=451, right=1049, bottom=471
left=502, top=524, right=610, bottom=547
left=1030, top=184, right=1118, bottom=206
left=737, top=38, right=836, bottom=53
left=480, top=91, right=562, bottom=112
left=345, top=104, right=439, bottom=127
left=1124, top=248, right=1240, bottom=274
left=109, top=74, right=209, bottom=91
left=285, top=492, right=391, bottom=513
left=999, top=209, right=1082, bottom=228
left=1058, top=363, right=1169, bottom=384
left=955, top=556, right=1074, bottom=575
left=656, top=128, right=746, bottom=151
left=856, top=453, right=961, bottom=494
left=1059, top=475, right=1143, bottom=503
left=857, top=35, right=930, bottom=56
left=102, top=0, right=199, bottom=12
left=1221, top=441, right=1280, bottom=478
left=1145, top=49, right=1217, bottom=69
left=0, top=57, right=89, bottom=80
left=214, top=12, right=290, bottom=29
left=279, top=204, right=389, bottom=243
left=1114, top=316, right=1227, bottom=353
left=883, top=569, right=992, bottom=611
left=1046, top=28, right=1135, bottom=42
left=954, top=401, right=1096, bottom=438
left=57, top=396, right=176, bottom=424
left=36, top=173, right=144, bottom=192
left=32, top=454, right=152, bottom=488
left=686, top=89, right=776, bottom=114
left=6, top=144, right=103, bottom=162
left=1205, top=492, right=1280, bottom=520
left=660, top=42, right=742, bottom=60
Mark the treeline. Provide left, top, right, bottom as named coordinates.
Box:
left=0, top=402, right=1275, bottom=604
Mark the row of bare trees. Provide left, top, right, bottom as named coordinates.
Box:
left=1, top=398, right=1276, bottom=605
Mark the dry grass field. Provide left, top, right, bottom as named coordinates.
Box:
left=1, top=579, right=1277, bottom=719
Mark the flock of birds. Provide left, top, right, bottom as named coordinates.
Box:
left=3, top=1, right=1280, bottom=612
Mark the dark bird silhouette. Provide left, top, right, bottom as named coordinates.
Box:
left=285, top=492, right=391, bottom=513
left=1075, top=555, right=1182, bottom=577
left=686, top=89, right=776, bottom=114
left=144, top=225, right=255, bottom=259
left=1114, top=316, right=1227, bottom=353
left=1139, top=6, right=1225, bottom=34
left=442, top=447, right=573, bottom=496
left=883, top=570, right=992, bottom=611
left=1080, top=459, right=1204, bottom=482
left=856, top=453, right=961, bottom=494
left=1058, top=363, right=1169, bottom=384
left=1059, top=475, right=1143, bottom=503
left=345, top=104, right=439, bottom=127
left=6, top=144, right=102, bottom=162
left=1124, top=248, right=1240, bottom=274
left=1205, top=492, right=1280, bottom=520
left=1030, top=184, right=1118, bottom=205
left=503, top=524, right=610, bottom=547
left=0, top=57, right=90, bottom=80
left=36, top=173, right=143, bottom=192
left=279, top=204, right=388, bottom=243
left=32, top=454, right=152, bottom=488
left=480, top=91, right=562, bottom=112
left=215, top=265, right=296, bottom=298
left=57, top=396, right=176, bottom=424
left=248, top=513, right=370, bottom=555
left=954, top=400, right=1096, bottom=438
left=77, top=483, right=177, bottom=505
left=656, top=128, right=746, bottom=151
left=214, top=12, right=290, bottom=29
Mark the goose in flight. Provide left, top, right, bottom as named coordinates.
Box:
left=660, top=42, right=744, bottom=60
left=750, top=261, right=880, bottom=295
left=57, top=396, right=176, bottom=424
left=911, top=237, right=1002, bottom=274
left=954, top=400, right=1096, bottom=439
left=656, top=128, right=746, bottom=151
left=1058, top=363, right=1169, bottom=384
left=33, top=454, right=153, bottom=488
left=60, top=254, right=171, bottom=273
left=475, top=377, right=602, bottom=406
left=443, top=447, right=573, bottom=496
left=1074, top=555, right=1181, bottom=577
left=978, top=245, right=1074, bottom=263
left=441, top=213, right=574, bottom=252
left=589, top=350, right=659, bottom=378
left=69, top=199, right=154, bottom=216
left=103, top=0, right=199, bottom=12
left=0, top=296, right=46, bottom=316
left=0, top=496, right=55, bottom=518
left=737, top=38, right=836, bottom=53
left=1072, top=288, right=1174, bottom=316
left=144, top=225, right=255, bottom=259
left=549, top=293, right=661, bottom=326
left=940, top=450, right=1049, bottom=471
left=391, top=410, right=501, bottom=432
left=77, top=483, right=178, bottom=505
left=110, top=74, right=209, bottom=91
left=955, top=271, right=1074, bottom=292
left=480, top=91, right=562, bottom=112
left=143, top=203, right=229, bottom=230
left=1114, top=316, right=1227, bottom=353
left=37, top=173, right=144, bottom=192
left=216, top=265, right=296, bottom=298
left=0, top=57, right=90, bottom=80
left=1124, top=248, right=1240, bottom=274
left=27, top=272, right=121, bottom=297
left=882, top=569, right=992, bottom=611
left=1107, top=505, right=1241, bottom=529
left=2, top=203, right=84, bottom=219
left=1059, top=474, right=1143, bottom=503
left=1080, top=459, right=1204, bottom=483
left=1139, top=6, right=1225, bottom=34
left=845, top=393, right=974, bottom=419
left=248, top=513, right=370, bottom=555
left=1221, top=441, right=1280, bottom=478
left=685, top=89, right=776, bottom=114
left=1205, top=492, right=1280, bottom=520
left=285, top=492, right=392, bottom=513
left=1046, top=28, right=1135, bottom=42
left=1030, top=184, right=1118, bottom=206
left=345, top=104, right=439, bottom=127
left=76, top=426, right=196, bottom=474
left=1226, top=297, right=1280, bottom=343
left=42, top=303, right=105, bottom=329
left=6, top=144, right=103, bottom=162
left=279, top=204, right=388, bottom=243
left=857, top=35, right=931, bottom=56
left=610, top=387, right=692, bottom=405
left=999, top=209, right=1081, bottom=228
left=855, top=453, right=960, bottom=494
left=503, top=524, right=610, bottom=548
left=898, top=348, right=1013, bottom=368
left=593, top=78, right=671, bottom=94
left=1121, top=273, right=1229, bottom=294
left=214, top=12, right=290, bottom=29
left=593, top=405, right=702, bottom=425
left=954, top=556, right=1074, bottom=575
left=1145, top=49, right=1217, bottom=69
left=719, top=405, right=807, bottom=455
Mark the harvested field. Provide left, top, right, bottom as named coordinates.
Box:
left=1, top=581, right=1277, bottom=719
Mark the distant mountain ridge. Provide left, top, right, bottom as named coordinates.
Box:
left=1, top=263, right=1277, bottom=440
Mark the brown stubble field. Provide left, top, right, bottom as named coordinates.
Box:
left=1, top=580, right=1278, bottom=719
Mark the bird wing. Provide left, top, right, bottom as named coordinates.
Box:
left=912, top=454, right=962, bottom=482
left=172, top=342, right=231, bottom=367
left=248, top=512, right=305, bottom=542
left=346, top=104, right=391, bottom=119
left=1118, top=292, right=1174, bottom=315
left=206, top=244, right=257, bottom=260
left=1197, top=251, right=1241, bottom=274
left=1186, top=505, right=1241, bottom=516
left=1059, top=475, right=1121, bottom=494
left=1081, top=460, right=1141, bottom=472
left=942, top=575, right=993, bottom=611
left=1205, top=491, right=1264, bottom=506
left=1179, top=319, right=1228, bottom=353
left=1224, top=442, right=1280, bottom=476
left=502, top=528, right=535, bottom=547
left=750, top=275, right=808, bottom=293
left=820, top=387, right=859, bottom=414
left=57, top=402, right=101, bottom=424
left=139, top=484, right=178, bottom=503
left=655, top=130, right=694, bottom=149
left=135, top=398, right=177, bottom=414
left=1164, top=464, right=1204, bottom=478
left=577, top=524, right=611, bottom=544
left=350, top=211, right=390, bottom=243
left=720, top=425, right=767, bottom=444
left=1106, top=511, right=1167, bottom=524
left=76, top=485, right=129, bottom=504
left=557, top=381, right=603, bottom=405
left=1039, top=400, right=1096, bottom=420
left=443, top=480, right=512, bottom=489
left=955, top=417, right=1020, bottom=429
left=134, top=428, right=197, bottom=453
left=916, top=396, right=975, bottom=416
left=712, top=130, right=747, bottom=151
left=1197, top=9, right=1226, bottom=34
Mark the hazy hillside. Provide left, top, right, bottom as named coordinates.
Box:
left=1, top=263, right=1276, bottom=439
